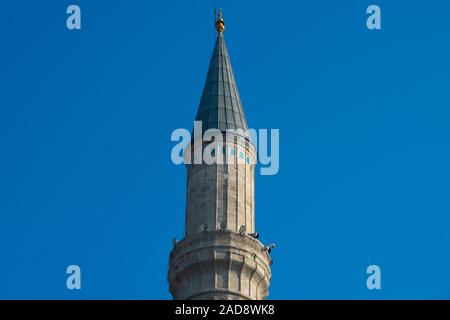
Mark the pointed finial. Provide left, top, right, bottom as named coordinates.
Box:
left=215, top=8, right=225, bottom=34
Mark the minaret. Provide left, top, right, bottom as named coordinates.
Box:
left=168, top=10, right=272, bottom=300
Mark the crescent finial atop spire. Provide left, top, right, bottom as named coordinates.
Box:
left=215, top=8, right=225, bottom=34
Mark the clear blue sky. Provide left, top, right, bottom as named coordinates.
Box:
left=1, top=0, right=450, bottom=299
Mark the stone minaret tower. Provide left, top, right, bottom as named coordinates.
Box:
left=168, top=11, right=272, bottom=300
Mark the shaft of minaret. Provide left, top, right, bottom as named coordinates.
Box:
left=168, top=11, right=272, bottom=300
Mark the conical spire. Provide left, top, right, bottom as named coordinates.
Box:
left=195, top=11, right=248, bottom=133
